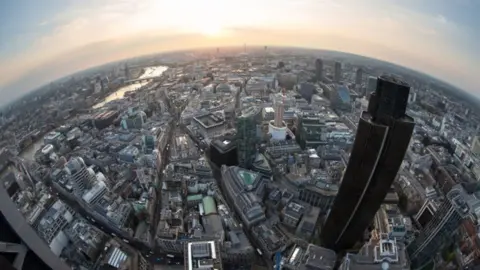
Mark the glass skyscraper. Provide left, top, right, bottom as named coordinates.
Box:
left=236, top=106, right=262, bottom=168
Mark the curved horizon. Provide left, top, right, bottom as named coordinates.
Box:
left=1, top=0, right=479, bottom=105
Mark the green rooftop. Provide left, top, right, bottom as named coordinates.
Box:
left=187, top=194, right=203, bottom=201
left=238, top=170, right=258, bottom=186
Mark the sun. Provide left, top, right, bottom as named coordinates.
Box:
left=202, top=25, right=222, bottom=36
left=197, top=20, right=223, bottom=36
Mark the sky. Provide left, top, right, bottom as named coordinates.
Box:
left=0, top=0, right=479, bottom=105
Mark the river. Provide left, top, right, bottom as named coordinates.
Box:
left=20, top=66, right=168, bottom=160
left=93, top=66, right=168, bottom=109
left=19, top=139, right=44, bottom=161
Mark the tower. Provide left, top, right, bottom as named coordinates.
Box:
left=236, top=106, right=261, bottom=168
left=320, top=75, right=415, bottom=252
left=274, top=90, right=285, bottom=128
left=407, top=185, right=469, bottom=268
left=269, top=90, right=287, bottom=140
left=334, top=61, right=342, bottom=83
left=366, top=76, right=377, bottom=97
left=315, top=59, right=323, bottom=82
left=355, top=68, right=363, bottom=86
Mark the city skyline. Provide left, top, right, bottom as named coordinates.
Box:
left=1, top=0, right=479, bottom=106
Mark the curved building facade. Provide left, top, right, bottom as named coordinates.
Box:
left=65, top=157, right=93, bottom=196
left=321, top=76, right=415, bottom=252
left=268, top=120, right=287, bottom=141
left=220, top=166, right=266, bottom=229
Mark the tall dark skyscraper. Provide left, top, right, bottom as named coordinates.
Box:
left=321, top=75, right=415, bottom=252
left=355, top=68, right=363, bottom=85
left=334, top=61, right=342, bottom=83
left=315, top=58, right=323, bottom=81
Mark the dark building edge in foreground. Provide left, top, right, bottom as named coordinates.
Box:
left=0, top=182, right=71, bottom=270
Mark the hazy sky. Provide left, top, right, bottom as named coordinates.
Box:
left=0, top=0, right=479, bottom=105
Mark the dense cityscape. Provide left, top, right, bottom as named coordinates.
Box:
left=1, top=46, right=480, bottom=270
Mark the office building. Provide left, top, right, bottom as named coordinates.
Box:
left=299, top=83, right=316, bottom=103
left=366, top=76, right=377, bottom=97
left=331, top=85, right=352, bottom=111
left=236, top=106, right=261, bottom=168
left=407, top=185, right=470, bottom=268
left=82, top=180, right=108, bottom=205
left=334, top=61, right=342, bottom=83
left=121, top=109, right=146, bottom=130
left=210, top=137, right=237, bottom=167
left=315, top=59, right=323, bottom=82
left=142, top=135, right=155, bottom=154
left=65, top=157, right=94, bottom=196
left=296, top=112, right=327, bottom=149
left=98, top=238, right=151, bottom=270
left=321, top=76, right=415, bottom=252
left=192, top=112, right=226, bottom=138
left=283, top=244, right=337, bottom=270
left=0, top=183, right=70, bottom=270
left=65, top=219, right=108, bottom=261
left=220, top=166, right=266, bottom=229
left=37, top=200, right=74, bottom=256
left=355, top=68, right=363, bottom=86
left=185, top=241, right=223, bottom=270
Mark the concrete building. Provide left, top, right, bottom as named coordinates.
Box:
left=118, top=145, right=140, bottom=163
left=192, top=112, right=226, bottom=138
left=65, top=219, right=108, bottom=261
left=296, top=112, right=327, bottom=149
left=37, top=200, right=74, bottom=256
left=82, top=180, right=108, bottom=205
left=339, top=234, right=410, bottom=269
left=185, top=241, right=223, bottom=270
left=283, top=244, right=337, bottom=270
left=220, top=166, right=266, bottom=229
left=65, top=157, right=94, bottom=196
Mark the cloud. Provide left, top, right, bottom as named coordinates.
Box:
left=436, top=14, right=448, bottom=24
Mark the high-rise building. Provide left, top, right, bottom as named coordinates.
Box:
left=334, top=61, right=342, bottom=83
left=268, top=92, right=287, bottom=141
left=315, top=59, right=323, bottom=82
left=407, top=185, right=470, bottom=268
left=366, top=76, right=377, bottom=97
left=320, top=76, right=415, bottom=252
left=0, top=183, right=70, bottom=270
left=236, top=106, right=262, bottom=168
left=355, top=68, right=363, bottom=86
left=65, top=157, right=94, bottom=196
